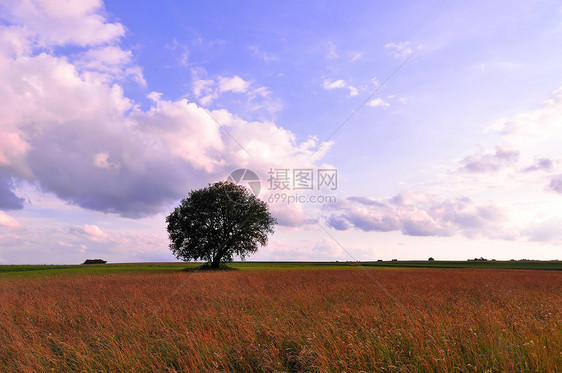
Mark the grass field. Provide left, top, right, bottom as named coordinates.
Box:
left=0, top=260, right=560, bottom=278
left=0, top=263, right=560, bottom=371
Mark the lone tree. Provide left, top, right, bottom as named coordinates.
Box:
left=166, top=181, right=277, bottom=269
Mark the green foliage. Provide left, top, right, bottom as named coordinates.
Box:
left=166, top=181, right=277, bottom=268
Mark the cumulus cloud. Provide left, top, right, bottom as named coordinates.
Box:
left=325, top=192, right=508, bottom=239
left=460, top=146, right=519, bottom=173
left=326, top=215, right=350, bottom=231
left=218, top=75, right=250, bottom=93
left=0, top=0, right=331, bottom=221
left=192, top=78, right=218, bottom=105
left=322, top=78, right=359, bottom=97
left=367, top=98, right=389, bottom=108
left=323, top=79, right=345, bottom=89
left=191, top=72, right=281, bottom=118
left=74, top=46, right=146, bottom=85
left=2, top=0, right=125, bottom=47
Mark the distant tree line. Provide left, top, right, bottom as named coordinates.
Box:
left=82, top=259, right=107, bottom=265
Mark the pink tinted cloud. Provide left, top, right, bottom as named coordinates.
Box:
left=0, top=0, right=332, bottom=219
left=0, top=211, right=22, bottom=229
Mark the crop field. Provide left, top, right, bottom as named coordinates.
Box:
left=0, top=263, right=561, bottom=372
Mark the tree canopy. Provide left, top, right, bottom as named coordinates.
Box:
left=166, top=181, right=277, bottom=268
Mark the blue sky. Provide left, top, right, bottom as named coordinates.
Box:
left=1, top=0, right=562, bottom=263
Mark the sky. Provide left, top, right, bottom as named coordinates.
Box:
left=1, top=0, right=562, bottom=264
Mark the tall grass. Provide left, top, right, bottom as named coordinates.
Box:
left=0, top=268, right=560, bottom=372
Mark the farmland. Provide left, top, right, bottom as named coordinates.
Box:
left=0, top=263, right=560, bottom=371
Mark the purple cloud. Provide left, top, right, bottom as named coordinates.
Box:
left=326, top=215, right=351, bottom=230
left=523, top=158, right=553, bottom=172
left=460, top=146, right=519, bottom=173
left=521, top=218, right=562, bottom=243
left=346, top=213, right=400, bottom=232
left=0, top=172, right=24, bottom=210
left=347, top=196, right=387, bottom=207
left=325, top=194, right=507, bottom=238
left=548, top=175, right=562, bottom=194
left=401, top=218, right=448, bottom=236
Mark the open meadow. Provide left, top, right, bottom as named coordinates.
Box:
left=0, top=263, right=561, bottom=372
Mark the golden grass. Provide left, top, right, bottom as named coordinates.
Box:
left=0, top=268, right=560, bottom=372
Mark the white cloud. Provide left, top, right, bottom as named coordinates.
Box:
left=76, top=46, right=132, bottom=71
left=322, top=78, right=359, bottom=97
left=348, top=86, right=359, bottom=97
left=191, top=72, right=283, bottom=119
left=323, top=79, right=346, bottom=90
left=192, top=78, right=218, bottom=106
left=2, top=0, right=125, bottom=47
left=0, top=1, right=331, bottom=220
left=131, top=97, right=225, bottom=172
left=384, top=41, right=413, bottom=58
left=367, top=98, right=389, bottom=108
left=192, top=74, right=254, bottom=103
left=219, top=75, right=250, bottom=93
left=486, top=86, right=562, bottom=159
left=74, top=46, right=146, bottom=86
left=440, top=86, right=562, bottom=208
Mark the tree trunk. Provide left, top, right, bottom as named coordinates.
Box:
left=211, top=244, right=229, bottom=269
left=210, top=255, right=221, bottom=269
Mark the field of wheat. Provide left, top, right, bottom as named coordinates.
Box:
left=0, top=267, right=560, bottom=372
